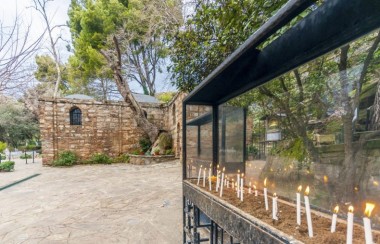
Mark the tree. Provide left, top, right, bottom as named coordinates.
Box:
left=68, top=0, right=181, bottom=142
left=31, top=0, right=69, bottom=98
left=0, top=15, right=43, bottom=93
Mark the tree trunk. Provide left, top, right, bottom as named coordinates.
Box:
left=370, top=81, right=380, bottom=130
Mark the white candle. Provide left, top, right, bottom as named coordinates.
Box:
left=197, top=165, right=202, bottom=185
left=208, top=168, right=212, bottom=191
left=264, top=178, right=269, bottom=211
left=249, top=181, right=252, bottom=194
left=272, top=193, right=278, bottom=220
left=331, top=205, right=339, bottom=233
left=237, top=170, right=240, bottom=198
left=254, top=185, right=258, bottom=196
left=203, top=168, right=206, bottom=187
left=216, top=171, right=220, bottom=192
left=220, top=167, right=225, bottom=197
left=346, top=206, right=354, bottom=244
left=227, top=179, right=229, bottom=188
left=240, top=174, right=244, bottom=201
left=363, top=203, right=375, bottom=244
left=304, top=186, right=313, bottom=238
left=297, top=185, right=302, bottom=225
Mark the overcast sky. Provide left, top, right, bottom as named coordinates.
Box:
left=0, top=0, right=175, bottom=95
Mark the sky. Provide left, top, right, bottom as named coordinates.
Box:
left=0, top=0, right=175, bottom=96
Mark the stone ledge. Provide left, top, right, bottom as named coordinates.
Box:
left=128, top=154, right=176, bottom=165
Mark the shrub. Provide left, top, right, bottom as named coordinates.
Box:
left=88, top=153, right=112, bottom=164
left=131, top=149, right=142, bottom=155
left=113, top=154, right=130, bottom=163
left=139, top=137, right=152, bottom=153
left=158, top=133, right=172, bottom=150
left=0, top=154, right=5, bottom=160
left=165, top=149, right=174, bottom=155
left=153, top=148, right=160, bottom=155
left=53, top=151, right=78, bottom=167
left=20, top=154, right=32, bottom=159
left=0, top=141, right=7, bottom=153
left=0, top=161, right=15, bottom=172
left=156, top=92, right=176, bottom=103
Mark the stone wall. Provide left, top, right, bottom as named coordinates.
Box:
left=39, top=98, right=166, bottom=165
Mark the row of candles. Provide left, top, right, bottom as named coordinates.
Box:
left=197, top=165, right=376, bottom=244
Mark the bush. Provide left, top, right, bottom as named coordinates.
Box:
left=113, top=154, right=130, bottom=163
left=165, top=149, right=174, bottom=155
left=20, top=154, right=32, bottom=159
left=88, top=153, right=112, bottom=164
left=0, top=154, right=5, bottom=160
left=53, top=151, right=78, bottom=167
left=158, top=133, right=172, bottom=150
left=0, top=161, right=15, bottom=172
left=139, top=137, right=152, bottom=153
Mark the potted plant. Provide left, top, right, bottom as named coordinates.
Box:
left=153, top=148, right=160, bottom=156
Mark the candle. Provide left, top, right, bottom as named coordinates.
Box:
left=232, top=179, right=235, bottom=190
left=254, top=185, right=258, bottom=196
left=227, top=178, right=229, bottom=188
left=197, top=165, right=203, bottom=185
left=216, top=165, right=220, bottom=192
left=203, top=168, right=206, bottom=187
left=304, top=186, right=313, bottom=238
left=240, top=173, right=244, bottom=201
left=264, top=178, right=269, bottom=211
left=346, top=206, right=354, bottom=244
left=208, top=167, right=212, bottom=191
left=363, top=203, right=375, bottom=244
left=297, top=185, right=302, bottom=225
left=237, top=170, right=240, bottom=198
left=331, top=205, right=339, bottom=233
left=272, top=193, right=278, bottom=220
left=249, top=181, right=252, bottom=194
left=220, top=167, right=225, bottom=197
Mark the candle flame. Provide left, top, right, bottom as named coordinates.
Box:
left=200, top=165, right=202, bottom=168
left=223, top=167, right=225, bottom=172
left=364, top=203, right=375, bottom=218
left=249, top=181, right=252, bottom=186
left=241, top=173, right=244, bottom=178
left=209, top=163, right=212, bottom=168
left=253, top=185, right=257, bottom=190
left=273, top=193, right=277, bottom=197
left=333, top=205, right=339, bottom=214
left=348, top=206, right=354, bottom=213
left=373, top=181, right=379, bottom=186
left=238, top=169, right=240, bottom=173
left=217, top=164, right=219, bottom=168
left=264, top=178, right=267, bottom=187
left=304, top=186, right=310, bottom=196
left=297, top=185, right=302, bottom=192
left=323, top=175, right=328, bottom=183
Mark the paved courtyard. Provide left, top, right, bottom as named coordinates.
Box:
left=0, top=159, right=182, bottom=243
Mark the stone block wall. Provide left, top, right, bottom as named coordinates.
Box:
left=39, top=98, right=166, bottom=165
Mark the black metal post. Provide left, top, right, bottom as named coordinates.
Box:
left=243, top=108, right=247, bottom=174
left=32, top=151, right=35, bottom=163
left=212, top=104, right=219, bottom=175
left=197, top=125, right=201, bottom=157
left=221, top=107, right=226, bottom=164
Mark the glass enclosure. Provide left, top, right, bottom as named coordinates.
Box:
left=185, top=29, right=380, bottom=227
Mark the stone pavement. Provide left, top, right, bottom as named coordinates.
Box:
left=0, top=159, right=182, bottom=243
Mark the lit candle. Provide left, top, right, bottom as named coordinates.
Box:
left=197, top=165, right=203, bottom=185
left=264, top=178, right=269, bottom=211
left=346, top=206, right=354, bottom=244
left=216, top=165, right=220, bottom=192
left=297, top=185, right=302, bottom=225
left=249, top=181, right=252, bottom=194
left=240, top=173, right=244, bottom=201
left=331, top=205, right=339, bottom=233
left=363, top=203, right=375, bottom=244
left=208, top=166, right=212, bottom=191
left=304, top=186, right=313, bottom=238
left=237, top=170, right=240, bottom=198
left=254, top=185, right=258, bottom=196
left=220, top=167, right=225, bottom=197
left=272, top=193, right=278, bottom=220
left=203, top=168, right=206, bottom=187
left=232, top=179, right=235, bottom=190
left=227, top=178, right=229, bottom=188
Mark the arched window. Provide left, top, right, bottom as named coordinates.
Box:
left=70, top=107, right=82, bottom=125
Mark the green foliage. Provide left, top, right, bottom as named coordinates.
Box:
left=0, top=154, right=5, bottom=160
left=247, top=145, right=258, bottom=155
left=0, top=141, right=6, bottom=153
left=113, top=154, right=130, bottom=163
left=139, top=137, right=152, bottom=153
left=153, top=148, right=160, bottom=155
left=20, top=154, right=32, bottom=159
left=156, top=92, right=176, bottom=103
left=165, top=149, right=174, bottom=155
left=280, top=138, right=307, bottom=163
left=158, top=133, right=172, bottom=150
left=0, top=99, right=39, bottom=148
left=34, top=55, right=69, bottom=92
left=0, top=161, right=15, bottom=172
left=88, top=153, right=112, bottom=164
left=53, top=151, right=78, bottom=167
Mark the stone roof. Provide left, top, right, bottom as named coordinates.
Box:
left=65, top=94, right=94, bottom=100
left=132, top=93, right=160, bottom=104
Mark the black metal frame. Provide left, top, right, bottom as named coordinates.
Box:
left=182, top=0, right=380, bottom=243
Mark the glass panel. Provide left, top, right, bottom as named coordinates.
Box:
left=229, top=29, right=380, bottom=223
left=185, top=105, right=213, bottom=179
